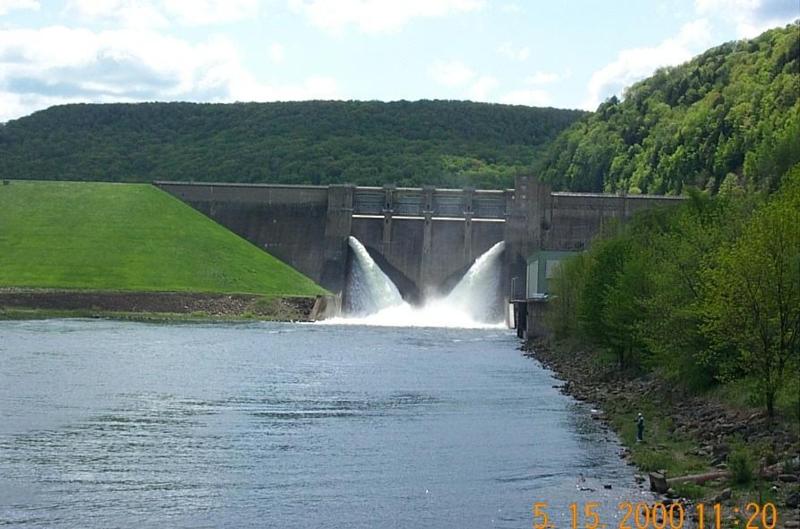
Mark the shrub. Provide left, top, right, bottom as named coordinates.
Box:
left=634, top=450, right=673, bottom=473
left=729, top=446, right=754, bottom=484
left=783, top=456, right=800, bottom=474
left=672, top=482, right=706, bottom=499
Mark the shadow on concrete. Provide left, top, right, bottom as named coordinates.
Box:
left=342, top=244, right=423, bottom=308
left=365, top=247, right=423, bottom=305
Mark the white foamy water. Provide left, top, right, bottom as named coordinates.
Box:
left=442, top=241, right=505, bottom=322
left=324, top=238, right=506, bottom=329
left=323, top=301, right=506, bottom=329
left=344, top=236, right=405, bottom=316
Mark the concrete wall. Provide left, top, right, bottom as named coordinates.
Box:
left=155, top=182, right=330, bottom=286
left=156, top=179, right=683, bottom=304
left=504, top=177, right=545, bottom=300
left=525, top=299, right=551, bottom=339
left=515, top=186, right=683, bottom=339
left=542, top=192, right=683, bottom=252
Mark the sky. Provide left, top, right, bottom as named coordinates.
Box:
left=0, top=0, right=797, bottom=122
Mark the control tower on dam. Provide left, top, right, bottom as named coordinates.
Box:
left=156, top=177, right=683, bottom=303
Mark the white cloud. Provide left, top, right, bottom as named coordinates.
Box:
left=429, top=59, right=475, bottom=87
left=65, top=0, right=260, bottom=28
left=0, top=0, right=39, bottom=16
left=288, top=0, right=485, bottom=35
left=269, top=42, right=285, bottom=63
left=524, top=71, right=560, bottom=85
left=0, top=26, right=338, bottom=121
left=499, top=3, right=522, bottom=14
left=227, top=73, right=338, bottom=103
left=582, top=19, right=713, bottom=110
left=66, top=0, right=169, bottom=28
left=162, top=0, right=260, bottom=26
left=500, top=88, right=551, bottom=106
left=429, top=60, right=498, bottom=100
left=497, top=41, right=529, bottom=61
left=695, top=0, right=798, bottom=37
left=468, top=75, right=498, bottom=101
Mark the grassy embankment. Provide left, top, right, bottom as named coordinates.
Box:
left=0, top=180, right=327, bottom=320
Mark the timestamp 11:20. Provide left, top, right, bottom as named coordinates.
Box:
left=532, top=501, right=778, bottom=529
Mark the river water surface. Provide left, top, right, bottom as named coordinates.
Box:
left=0, top=319, right=651, bottom=528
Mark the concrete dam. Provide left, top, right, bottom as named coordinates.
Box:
left=156, top=177, right=682, bottom=310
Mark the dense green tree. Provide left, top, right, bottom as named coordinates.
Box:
left=547, top=165, right=799, bottom=417
left=577, top=235, right=630, bottom=348
left=0, top=100, right=585, bottom=189
left=639, top=189, right=753, bottom=387
left=537, top=23, right=800, bottom=195
left=546, top=252, right=590, bottom=340
left=702, top=169, right=800, bottom=416
left=601, top=250, right=652, bottom=370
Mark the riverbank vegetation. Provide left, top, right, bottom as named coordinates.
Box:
left=0, top=101, right=584, bottom=189
left=542, top=20, right=800, bottom=420
left=548, top=165, right=799, bottom=418
left=542, top=162, right=799, bottom=515
left=0, top=181, right=326, bottom=298
left=538, top=22, right=799, bottom=513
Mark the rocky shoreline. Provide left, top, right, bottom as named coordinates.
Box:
left=0, top=289, right=331, bottom=322
left=524, top=338, right=800, bottom=528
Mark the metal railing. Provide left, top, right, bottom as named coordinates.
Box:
left=352, top=188, right=507, bottom=220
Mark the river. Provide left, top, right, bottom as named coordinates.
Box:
left=0, top=319, right=653, bottom=528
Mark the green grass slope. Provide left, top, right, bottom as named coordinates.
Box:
left=0, top=181, right=327, bottom=297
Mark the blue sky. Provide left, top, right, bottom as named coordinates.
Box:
left=0, top=0, right=797, bottom=122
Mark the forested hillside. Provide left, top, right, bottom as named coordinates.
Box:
left=541, top=23, right=800, bottom=473
left=0, top=100, right=584, bottom=188
left=2, top=25, right=796, bottom=193
left=537, top=22, right=799, bottom=194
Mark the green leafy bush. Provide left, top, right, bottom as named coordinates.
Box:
left=729, top=446, right=754, bottom=484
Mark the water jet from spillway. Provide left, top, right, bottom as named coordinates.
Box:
left=324, top=237, right=505, bottom=328
left=441, top=241, right=505, bottom=322
left=343, top=236, right=408, bottom=316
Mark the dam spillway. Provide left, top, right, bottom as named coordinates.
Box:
left=155, top=177, right=684, bottom=303
left=329, top=237, right=506, bottom=328
left=344, top=236, right=405, bottom=316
